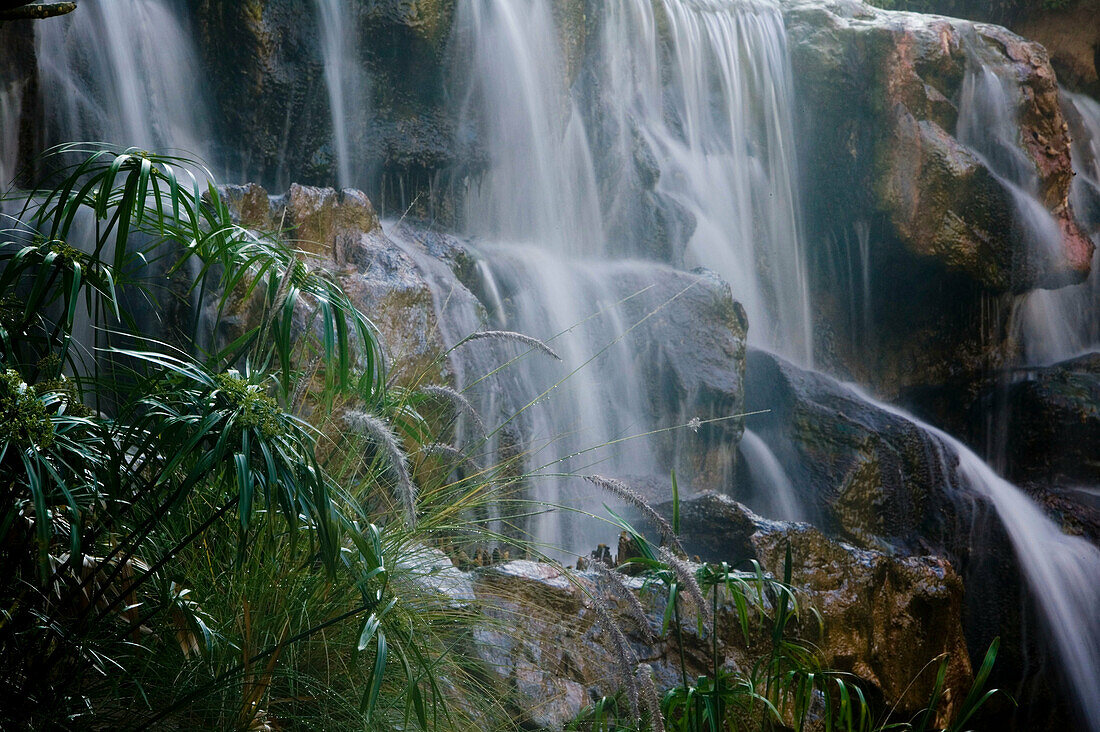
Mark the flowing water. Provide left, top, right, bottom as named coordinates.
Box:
left=455, top=0, right=605, bottom=255
left=1010, top=90, right=1100, bottom=365
left=34, top=0, right=214, bottom=166
left=597, top=0, right=813, bottom=364
left=387, top=225, right=668, bottom=555
left=315, top=0, right=370, bottom=189
left=859, top=388, right=1100, bottom=730
left=0, top=81, right=22, bottom=189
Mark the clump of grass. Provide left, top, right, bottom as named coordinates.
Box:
left=593, top=562, right=656, bottom=643
left=659, top=546, right=711, bottom=625
left=592, top=600, right=639, bottom=718
left=586, top=474, right=686, bottom=556
left=420, top=384, right=487, bottom=438
left=635, top=663, right=664, bottom=732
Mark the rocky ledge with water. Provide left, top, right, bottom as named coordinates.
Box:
left=458, top=493, right=970, bottom=730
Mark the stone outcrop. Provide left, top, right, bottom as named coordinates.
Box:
left=218, top=184, right=749, bottom=483
left=744, top=349, right=959, bottom=552
left=218, top=182, right=450, bottom=386
left=985, top=352, right=1100, bottom=488
left=187, top=0, right=465, bottom=213
left=470, top=495, right=972, bottom=729
left=784, top=0, right=1094, bottom=400
left=787, top=0, right=1090, bottom=291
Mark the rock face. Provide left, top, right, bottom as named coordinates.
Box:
left=785, top=0, right=1094, bottom=399
left=788, top=0, right=1089, bottom=291
left=744, top=349, right=959, bottom=552
left=187, top=0, right=465, bottom=215
left=471, top=496, right=972, bottom=730
left=218, top=184, right=749, bottom=485
left=218, top=182, right=450, bottom=387
left=985, top=352, right=1100, bottom=490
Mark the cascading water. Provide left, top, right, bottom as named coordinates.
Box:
left=857, top=388, right=1100, bottom=731
left=387, top=225, right=666, bottom=555
left=957, top=46, right=1068, bottom=289
left=596, top=0, right=813, bottom=364
left=1010, top=90, right=1100, bottom=365
left=314, top=0, right=370, bottom=189
left=0, top=81, right=21, bottom=188
left=451, top=0, right=813, bottom=545
left=34, top=0, right=214, bottom=166
left=738, top=429, right=803, bottom=521
left=15, top=0, right=1100, bottom=723
left=456, top=0, right=605, bottom=255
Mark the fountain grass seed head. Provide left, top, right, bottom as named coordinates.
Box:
left=343, top=410, right=417, bottom=527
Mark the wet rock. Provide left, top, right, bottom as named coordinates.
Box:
left=993, top=352, right=1100, bottom=488
left=217, top=183, right=449, bottom=387
left=615, top=267, right=748, bottom=488
left=472, top=495, right=972, bottom=729
left=785, top=0, right=1093, bottom=401
left=787, top=0, right=1090, bottom=291
left=744, top=349, right=958, bottom=551
left=187, top=0, right=467, bottom=214
left=675, top=493, right=970, bottom=718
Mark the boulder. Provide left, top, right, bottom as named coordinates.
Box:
left=787, top=0, right=1090, bottom=291
left=217, top=183, right=450, bottom=387
left=661, top=492, right=972, bottom=718
left=990, top=352, right=1100, bottom=489
left=785, top=0, right=1094, bottom=400
left=744, top=349, right=959, bottom=551
left=471, top=494, right=973, bottom=729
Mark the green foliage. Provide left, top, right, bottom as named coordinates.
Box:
left=0, top=146, right=510, bottom=730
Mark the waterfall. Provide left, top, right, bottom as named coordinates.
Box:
left=954, top=41, right=1100, bottom=367
left=856, top=388, right=1100, bottom=732
left=957, top=49, right=1068, bottom=288
left=739, top=429, right=804, bottom=522
left=451, top=0, right=811, bottom=551
left=34, top=0, right=214, bottom=166
left=597, top=0, right=813, bottom=364
left=0, top=81, right=22, bottom=189
left=315, top=0, right=370, bottom=189
left=388, top=225, right=664, bottom=556
left=1010, top=90, right=1100, bottom=365
left=455, top=0, right=605, bottom=255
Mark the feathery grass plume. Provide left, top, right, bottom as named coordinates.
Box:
left=343, top=410, right=417, bottom=527
left=585, top=475, right=686, bottom=556
left=593, top=563, right=656, bottom=643
left=289, top=353, right=323, bottom=413
left=659, top=547, right=711, bottom=625
left=635, top=664, right=665, bottom=732
left=421, top=442, right=483, bottom=472
left=461, top=330, right=562, bottom=361
left=592, top=601, right=639, bottom=718
left=420, top=384, right=487, bottom=437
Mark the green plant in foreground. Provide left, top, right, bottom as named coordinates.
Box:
left=0, top=145, right=516, bottom=730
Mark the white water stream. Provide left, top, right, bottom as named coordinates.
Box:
left=34, top=0, right=214, bottom=165
left=315, top=0, right=370, bottom=189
